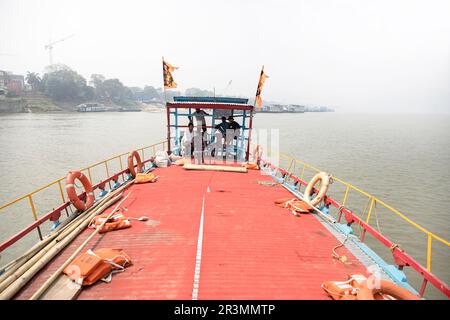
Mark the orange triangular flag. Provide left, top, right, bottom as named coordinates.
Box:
left=255, top=66, right=268, bottom=108
left=163, top=59, right=178, bottom=89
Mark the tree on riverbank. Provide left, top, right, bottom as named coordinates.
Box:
left=23, top=64, right=225, bottom=108
left=25, top=72, right=41, bottom=92
left=89, top=74, right=134, bottom=105
left=40, top=65, right=94, bottom=102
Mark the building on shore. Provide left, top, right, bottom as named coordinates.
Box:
left=0, top=71, right=25, bottom=96
left=259, top=103, right=305, bottom=113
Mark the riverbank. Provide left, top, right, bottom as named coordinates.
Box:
left=0, top=94, right=164, bottom=113
left=0, top=94, right=62, bottom=113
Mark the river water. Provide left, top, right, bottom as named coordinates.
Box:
left=0, top=111, right=449, bottom=298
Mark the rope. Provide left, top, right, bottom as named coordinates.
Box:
left=356, top=197, right=371, bottom=237
left=390, top=243, right=403, bottom=252
left=332, top=234, right=358, bottom=264
left=373, top=201, right=382, bottom=233
left=329, top=175, right=334, bottom=184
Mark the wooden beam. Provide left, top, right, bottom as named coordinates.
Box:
left=183, top=163, right=247, bottom=173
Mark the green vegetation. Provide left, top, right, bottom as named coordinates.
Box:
left=2, top=64, right=223, bottom=112
left=25, top=71, right=41, bottom=92
left=41, top=65, right=94, bottom=102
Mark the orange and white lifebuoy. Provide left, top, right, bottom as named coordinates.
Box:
left=357, top=280, right=420, bottom=300
left=303, top=172, right=331, bottom=207
left=66, top=170, right=94, bottom=211
left=128, top=150, right=143, bottom=178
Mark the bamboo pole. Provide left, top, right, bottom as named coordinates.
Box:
left=30, top=191, right=132, bottom=300
left=0, top=184, right=127, bottom=288
left=183, top=163, right=247, bottom=173
left=0, top=193, right=124, bottom=299
left=0, top=183, right=132, bottom=299
left=1, top=198, right=101, bottom=279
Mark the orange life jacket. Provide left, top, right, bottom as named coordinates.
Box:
left=174, top=158, right=190, bottom=166
left=274, top=197, right=313, bottom=214
left=242, top=162, right=259, bottom=170
left=135, top=172, right=156, bottom=184
left=64, top=248, right=132, bottom=286
left=89, top=212, right=131, bottom=233
left=322, top=274, right=416, bottom=300
left=321, top=275, right=365, bottom=300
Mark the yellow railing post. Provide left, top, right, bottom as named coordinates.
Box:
left=286, top=157, right=294, bottom=174
left=27, top=195, right=43, bottom=240
left=119, top=156, right=123, bottom=171
left=427, top=234, right=432, bottom=272
left=105, top=161, right=110, bottom=178
left=27, top=195, right=38, bottom=221
left=87, top=167, right=93, bottom=183
left=300, top=164, right=306, bottom=180
left=57, top=179, right=65, bottom=202
left=342, top=185, right=350, bottom=206
left=365, top=197, right=375, bottom=224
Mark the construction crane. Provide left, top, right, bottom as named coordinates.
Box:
left=44, top=34, right=74, bottom=65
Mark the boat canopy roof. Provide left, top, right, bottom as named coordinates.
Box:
left=168, top=96, right=253, bottom=111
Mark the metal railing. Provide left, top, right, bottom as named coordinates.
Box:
left=0, top=140, right=167, bottom=253
left=266, top=150, right=449, bottom=297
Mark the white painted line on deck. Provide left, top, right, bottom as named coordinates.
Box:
left=192, top=192, right=206, bottom=300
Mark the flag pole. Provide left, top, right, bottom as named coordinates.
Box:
left=248, top=65, right=263, bottom=162
left=162, top=56, right=171, bottom=154
left=253, top=65, right=264, bottom=108
left=162, top=56, right=168, bottom=104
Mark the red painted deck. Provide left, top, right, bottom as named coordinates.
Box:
left=16, top=165, right=367, bottom=300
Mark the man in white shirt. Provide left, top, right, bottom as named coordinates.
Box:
left=189, top=109, right=209, bottom=132
left=181, top=122, right=195, bottom=157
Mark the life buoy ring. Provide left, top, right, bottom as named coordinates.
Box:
left=66, top=171, right=94, bottom=211
left=128, top=150, right=143, bottom=177
left=357, top=280, right=420, bottom=300
left=304, top=172, right=331, bottom=207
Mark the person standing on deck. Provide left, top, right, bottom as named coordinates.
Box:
left=227, top=116, right=241, bottom=139
left=214, top=116, right=229, bottom=138
left=214, top=116, right=231, bottom=159
left=181, top=123, right=195, bottom=157
left=189, top=109, right=209, bottom=133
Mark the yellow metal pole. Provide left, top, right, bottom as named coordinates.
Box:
left=87, top=167, right=93, bottom=183
left=28, top=195, right=43, bottom=240
left=300, top=164, right=306, bottom=180
left=427, top=234, right=432, bottom=272
left=342, top=185, right=350, bottom=206
left=119, top=156, right=123, bottom=170
left=286, top=157, right=294, bottom=174
left=28, top=195, right=38, bottom=221
left=57, top=180, right=65, bottom=202
left=105, top=161, right=110, bottom=178
left=365, top=197, right=375, bottom=224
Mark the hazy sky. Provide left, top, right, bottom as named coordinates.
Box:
left=1, top=0, right=449, bottom=112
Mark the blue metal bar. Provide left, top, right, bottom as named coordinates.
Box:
left=175, top=108, right=179, bottom=152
